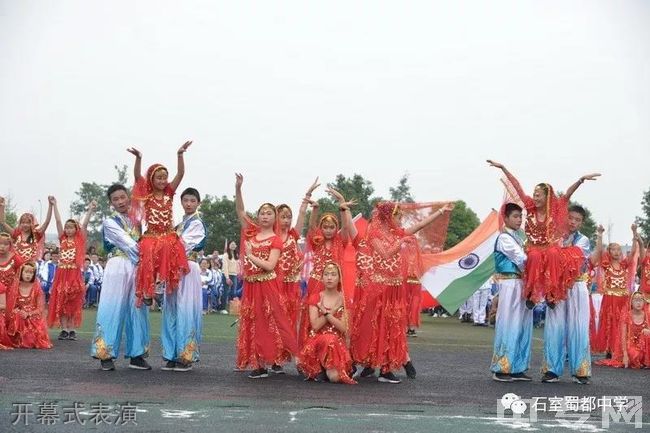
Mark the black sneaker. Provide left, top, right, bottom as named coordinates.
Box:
left=525, top=300, right=535, bottom=310
left=403, top=361, right=416, bottom=379
left=378, top=371, right=401, bottom=384
left=572, top=376, right=590, bottom=385
left=541, top=371, right=559, bottom=383
left=492, top=372, right=513, bottom=382
left=58, top=330, right=69, bottom=340
left=314, top=371, right=329, bottom=382
left=100, top=359, right=115, bottom=371
left=406, top=329, right=417, bottom=337
left=129, top=356, right=152, bottom=370
left=142, top=297, right=153, bottom=307
left=358, top=367, right=376, bottom=378
left=67, top=331, right=77, bottom=340
left=511, top=372, right=532, bottom=382
left=174, top=362, right=193, bottom=372
left=248, top=368, right=269, bottom=379
left=605, top=352, right=612, bottom=359
left=270, top=364, right=285, bottom=374
left=161, top=360, right=176, bottom=371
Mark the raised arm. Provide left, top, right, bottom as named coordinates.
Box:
left=80, top=200, right=97, bottom=235
left=630, top=224, right=639, bottom=258
left=635, top=225, right=646, bottom=262
left=327, top=187, right=357, bottom=240
left=50, top=197, right=64, bottom=237
left=126, top=147, right=143, bottom=181
left=36, top=197, right=54, bottom=233
left=234, top=173, right=249, bottom=228
left=170, top=140, right=192, bottom=192
left=308, top=200, right=320, bottom=230
left=0, top=196, right=15, bottom=233
left=590, top=225, right=605, bottom=265
left=294, top=177, right=320, bottom=235
left=487, top=160, right=528, bottom=202
left=564, top=173, right=601, bottom=201
left=405, top=202, right=455, bottom=235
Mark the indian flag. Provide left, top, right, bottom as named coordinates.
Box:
left=420, top=210, right=499, bottom=314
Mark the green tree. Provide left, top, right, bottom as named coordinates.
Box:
left=70, top=165, right=129, bottom=250
left=316, top=174, right=383, bottom=219
left=635, top=187, right=650, bottom=241
left=444, top=200, right=480, bottom=249
left=1, top=194, right=18, bottom=228
left=389, top=173, right=415, bottom=203
left=200, top=194, right=241, bottom=255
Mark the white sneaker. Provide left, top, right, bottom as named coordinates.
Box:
left=441, top=313, right=449, bottom=318
left=432, top=313, right=439, bottom=317
left=220, top=310, right=229, bottom=315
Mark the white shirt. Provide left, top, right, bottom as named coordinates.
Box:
left=103, top=214, right=140, bottom=265
left=496, top=229, right=527, bottom=273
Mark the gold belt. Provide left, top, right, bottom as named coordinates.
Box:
left=245, top=271, right=277, bottom=283
left=575, top=273, right=589, bottom=282
left=283, top=274, right=300, bottom=283
left=494, top=273, right=521, bottom=280
left=142, top=230, right=175, bottom=238
left=406, top=277, right=420, bottom=284
left=603, top=288, right=628, bottom=297
left=58, top=264, right=78, bottom=270
left=370, top=275, right=403, bottom=286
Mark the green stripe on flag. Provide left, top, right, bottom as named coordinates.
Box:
left=436, top=253, right=495, bottom=314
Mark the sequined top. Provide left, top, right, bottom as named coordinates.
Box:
left=13, top=231, right=43, bottom=262
left=58, top=238, right=79, bottom=270
left=14, top=285, right=42, bottom=318
left=624, top=313, right=649, bottom=347
left=143, top=193, right=175, bottom=235
left=524, top=212, right=558, bottom=246
left=309, top=305, right=345, bottom=338
left=353, top=236, right=373, bottom=287
left=278, top=229, right=301, bottom=282
left=0, top=254, right=24, bottom=293
left=242, top=235, right=283, bottom=278
left=640, top=257, right=650, bottom=294
left=602, top=263, right=629, bottom=293
left=307, top=229, right=346, bottom=280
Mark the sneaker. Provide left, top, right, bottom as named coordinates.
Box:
left=220, top=310, right=229, bottom=315
left=100, top=359, right=115, bottom=371
left=270, top=364, right=285, bottom=374
left=572, top=376, right=590, bottom=385
left=314, top=371, right=329, bottom=382
left=403, top=361, right=416, bottom=379
left=511, top=372, right=532, bottom=382
left=406, top=329, right=417, bottom=337
left=432, top=313, right=439, bottom=318
left=378, top=372, right=401, bottom=384
left=492, top=372, right=513, bottom=382
left=605, top=352, right=612, bottom=359
left=248, top=368, right=269, bottom=379
left=174, top=362, right=193, bottom=372
left=541, top=372, right=560, bottom=383
left=525, top=300, right=535, bottom=310
left=161, top=360, right=176, bottom=371
left=58, top=330, right=69, bottom=340
left=129, top=356, right=152, bottom=370
left=67, top=331, right=77, bottom=340
left=358, top=367, right=376, bottom=378
left=142, top=297, right=153, bottom=307
left=441, top=313, right=449, bottom=318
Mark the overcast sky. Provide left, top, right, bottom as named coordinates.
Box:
left=1, top=0, right=648, bottom=244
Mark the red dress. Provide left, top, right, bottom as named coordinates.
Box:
left=8, top=281, right=52, bottom=349
left=640, top=256, right=650, bottom=309
left=596, top=309, right=650, bottom=368
left=349, top=235, right=381, bottom=366
left=277, top=229, right=302, bottom=331
left=593, top=262, right=631, bottom=353
left=135, top=191, right=189, bottom=306
left=0, top=254, right=24, bottom=349
left=47, top=235, right=86, bottom=328
left=298, top=301, right=356, bottom=384
left=406, top=276, right=422, bottom=328
left=236, top=229, right=298, bottom=369
left=298, top=228, right=347, bottom=348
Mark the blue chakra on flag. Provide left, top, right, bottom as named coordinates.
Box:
left=458, top=253, right=480, bottom=270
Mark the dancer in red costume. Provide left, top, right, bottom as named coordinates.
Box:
left=487, top=160, right=600, bottom=307
left=234, top=174, right=298, bottom=379
left=350, top=200, right=454, bottom=383
left=47, top=197, right=94, bottom=341
left=297, top=187, right=355, bottom=349
left=637, top=232, right=650, bottom=310
left=0, top=196, right=54, bottom=262
left=276, top=178, right=319, bottom=333
left=0, top=231, right=21, bottom=349
left=128, top=143, right=192, bottom=306
left=299, top=262, right=356, bottom=384
left=596, top=292, right=650, bottom=369
left=7, top=262, right=52, bottom=349
left=592, top=224, right=639, bottom=356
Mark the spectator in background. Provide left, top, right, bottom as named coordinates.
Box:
left=199, top=258, right=213, bottom=314
left=211, top=256, right=226, bottom=314
left=37, top=251, right=56, bottom=304
left=90, top=253, right=104, bottom=303
left=221, top=240, right=240, bottom=304
left=83, top=257, right=96, bottom=309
